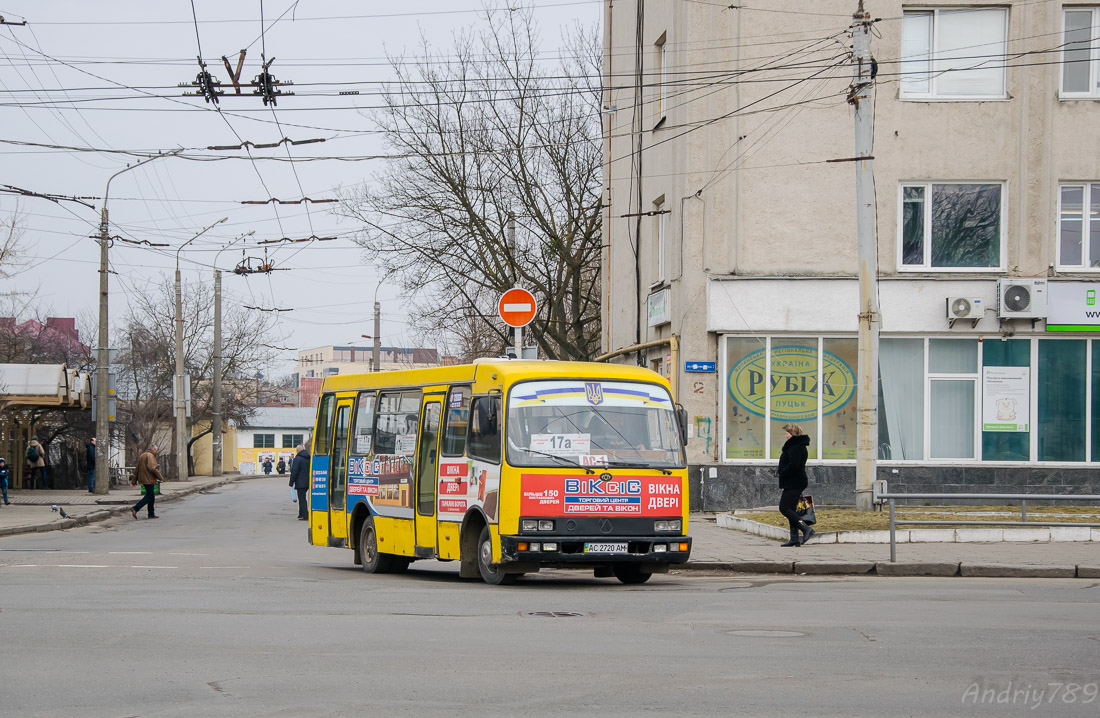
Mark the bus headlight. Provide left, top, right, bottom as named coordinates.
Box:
left=668, top=519, right=682, bottom=532
left=654, top=520, right=669, bottom=531
left=522, top=520, right=538, bottom=531
left=538, top=520, right=554, bottom=531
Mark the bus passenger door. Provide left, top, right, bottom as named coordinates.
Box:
left=414, top=397, right=443, bottom=554
left=328, top=400, right=353, bottom=545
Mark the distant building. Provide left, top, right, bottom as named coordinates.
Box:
left=191, top=406, right=314, bottom=476
left=294, top=345, right=449, bottom=407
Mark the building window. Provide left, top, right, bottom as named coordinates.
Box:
left=253, top=434, right=275, bottom=449
left=1062, top=8, right=1100, bottom=96
left=653, top=199, right=666, bottom=284
left=927, top=339, right=979, bottom=459
left=900, top=8, right=1008, bottom=99
left=282, top=433, right=304, bottom=449
left=656, top=33, right=667, bottom=120
left=1058, top=183, right=1100, bottom=269
left=899, top=183, right=1004, bottom=270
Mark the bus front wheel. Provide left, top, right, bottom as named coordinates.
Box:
left=477, top=526, right=516, bottom=586
left=359, top=518, right=393, bottom=574
left=612, top=564, right=652, bottom=585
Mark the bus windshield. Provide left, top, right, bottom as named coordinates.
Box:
left=506, top=379, right=685, bottom=469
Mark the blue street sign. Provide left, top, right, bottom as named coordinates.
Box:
left=684, top=361, right=716, bottom=373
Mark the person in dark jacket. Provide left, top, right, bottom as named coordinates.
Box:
left=777, top=423, right=815, bottom=547
left=0, top=457, right=11, bottom=505
left=262, top=457, right=273, bottom=475
left=289, top=445, right=310, bottom=520
left=276, top=458, right=286, bottom=475
left=85, top=438, right=97, bottom=493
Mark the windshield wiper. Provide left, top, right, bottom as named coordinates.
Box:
left=522, top=448, right=594, bottom=474
left=600, top=458, right=673, bottom=475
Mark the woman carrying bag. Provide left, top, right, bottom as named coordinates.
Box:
left=777, top=423, right=815, bottom=547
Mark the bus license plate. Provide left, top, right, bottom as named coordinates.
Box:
left=584, top=542, right=628, bottom=553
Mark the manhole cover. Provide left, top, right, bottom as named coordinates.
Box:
left=724, top=629, right=806, bottom=638
left=523, top=611, right=586, bottom=618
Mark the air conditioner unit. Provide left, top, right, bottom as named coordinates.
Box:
left=946, top=296, right=983, bottom=322
left=997, top=279, right=1047, bottom=319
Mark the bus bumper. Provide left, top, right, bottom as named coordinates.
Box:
left=499, top=535, right=692, bottom=569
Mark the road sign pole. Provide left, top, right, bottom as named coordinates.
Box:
left=515, top=325, right=522, bottom=360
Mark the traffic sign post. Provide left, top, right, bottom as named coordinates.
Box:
left=499, top=288, right=537, bottom=359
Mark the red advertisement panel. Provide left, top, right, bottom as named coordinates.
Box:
left=439, top=498, right=467, bottom=513
left=519, top=473, right=682, bottom=517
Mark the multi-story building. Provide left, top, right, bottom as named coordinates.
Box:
left=602, top=1, right=1100, bottom=507
left=294, top=345, right=457, bottom=407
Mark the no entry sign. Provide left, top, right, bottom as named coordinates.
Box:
left=499, top=288, right=537, bottom=328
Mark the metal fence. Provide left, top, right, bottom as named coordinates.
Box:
left=873, top=482, right=1100, bottom=562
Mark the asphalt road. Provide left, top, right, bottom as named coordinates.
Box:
left=2, top=476, right=1098, bottom=717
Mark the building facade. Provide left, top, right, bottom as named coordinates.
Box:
left=603, top=0, right=1100, bottom=507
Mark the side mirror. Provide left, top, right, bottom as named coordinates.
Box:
left=676, top=405, right=689, bottom=447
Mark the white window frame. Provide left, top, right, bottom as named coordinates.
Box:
left=925, top=340, right=981, bottom=462
left=899, top=7, right=1009, bottom=101
left=1056, top=182, right=1100, bottom=270
left=896, top=182, right=1008, bottom=272
left=1060, top=7, right=1100, bottom=98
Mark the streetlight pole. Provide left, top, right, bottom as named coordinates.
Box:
left=174, top=217, right=227, bottom=482
left=212, top=231, right=253, bottom=476
left=94, top=150, right=181, bottom=495
left=370, top=271, right=392, bottom=372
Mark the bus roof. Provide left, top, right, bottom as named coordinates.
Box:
left=319, top=360, right=669, bottom=395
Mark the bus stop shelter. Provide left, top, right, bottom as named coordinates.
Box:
left=0, top=363, right=91, bottom=488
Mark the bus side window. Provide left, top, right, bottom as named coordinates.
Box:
left=467, top=396, right=501, bottom=463
left=442, top=387, right=470, bottom=457
left=352, top=391, right=376, bottom=456
left=315, top=394, right=335, bottom=455
left=374, top=390, right=421, bottom=456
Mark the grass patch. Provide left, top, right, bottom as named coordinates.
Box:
left=735, top=505, right=1100, bottom=533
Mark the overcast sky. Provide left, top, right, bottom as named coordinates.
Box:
left=1, top=0, right=601, bottom=377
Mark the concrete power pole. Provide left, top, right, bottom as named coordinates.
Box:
left=852, top=1, right=879, bottom=511
left=94, top=205, right=110, bottom=495
left=372, top=301, right=381, bottom=372
left=211, top=268, right=223, bottom=476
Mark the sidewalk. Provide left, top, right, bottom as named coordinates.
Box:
left=0, top=473, right=244, bottom=536
left=686, top=513, right=1100, bottom=578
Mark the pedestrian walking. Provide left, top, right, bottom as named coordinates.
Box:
left=85, top=438, right=97, bottom=493
left=289, top=444, right=310, bottom=520
left=276, top=458, right=286, bottom=475
left=262, top=457, right=273, bottom=475
left=130, top=445, right=164, bottom=519
left=26, top=436, right=47, bottom=489
left=777, top=423, right=815, bottom=547
left=0, top=457, right=11, bottom=505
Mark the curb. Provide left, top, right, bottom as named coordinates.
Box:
left=682, top=560, right=1097, bottom=578
left=0, top=477, right=242, bottom=537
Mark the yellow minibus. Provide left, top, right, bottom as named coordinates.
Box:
left=307, top=359, right=691, bottom=585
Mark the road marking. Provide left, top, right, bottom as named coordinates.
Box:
left=200, top=566, right=249, bottom=569
left=129, top=565, right=177, bottom=569
left=110, top=551, right=152, bottom=555
left=57, top=564, right=110, bottom=568
left=169, top=552, right=207, bottom=556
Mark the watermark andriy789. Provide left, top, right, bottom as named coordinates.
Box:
left=962, top=679, right=1098, bottom=709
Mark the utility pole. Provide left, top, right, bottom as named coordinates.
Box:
left=211, top=232, right=251, bottom=476
left=372, top=302, right=381, bottom=372
left=852, top=1, right=879, bottom=511
left=95, top=150, right=181, bottom=495
left=175, top=218, right=227, bottom=482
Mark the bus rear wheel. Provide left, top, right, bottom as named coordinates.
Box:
left=359, top=518, right=393, bottom=574
left=612, top=564, right=652, bottom=585
left=477, top=526, right=516, bottom=586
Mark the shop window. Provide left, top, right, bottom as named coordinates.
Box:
left=1092, top=341, right=1100, bottom=462
left=1038, top=340, right=1086, bottom=461
left=878, top=339, right=924, bottom=460
left=929, top=380, right=976, bottom=459
left=981, top=339, right=1030, bottom=461
left=1058, top=183, right=1100, bottom=269
left=900, top=183, right=1004, bottom=269
left=822, top=339, right=857, bottom=460
left=725, top=336, right=767, bottom=459
left=1061, top=8, right=1100, bottom=97
left=767, top=338, right=819, bottom=461
left=900, top=8, right=1007, bottom=99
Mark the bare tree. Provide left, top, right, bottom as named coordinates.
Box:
left=0, top=205, right=27, bottom=281
left=338, top=8, right=603, bottom=360
left=115, top=277, right=279, bottom=475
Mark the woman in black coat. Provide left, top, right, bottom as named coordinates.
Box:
left=777, top=423, right=815, bottom=547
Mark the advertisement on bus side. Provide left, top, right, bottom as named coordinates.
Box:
left=519, top=473, right=682, bottom=516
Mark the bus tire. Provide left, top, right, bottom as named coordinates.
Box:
left=612, top=564, right=652, bottom=585
left=477, top=525, right=516, bottom=586
left=359, top=518, right=393, bottom=574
